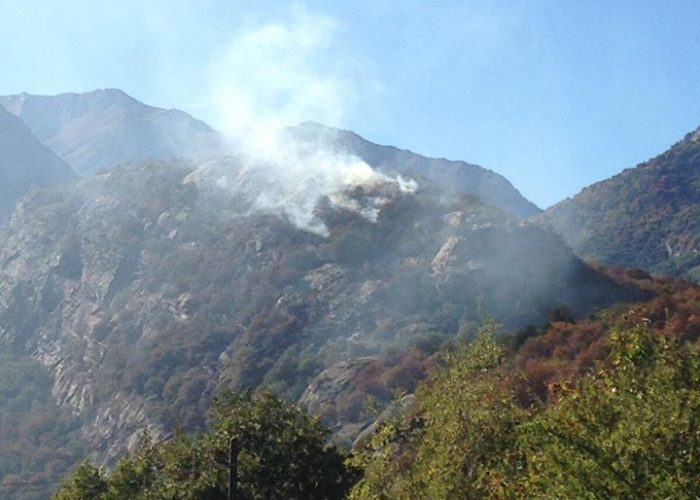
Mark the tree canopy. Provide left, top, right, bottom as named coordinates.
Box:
left=349, top=321, right=700, bottom=499
left=54, top=390, right=357, bottom=500
left=54, top=314, right=700, bottom=499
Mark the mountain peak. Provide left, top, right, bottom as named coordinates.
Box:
left=0, top=89, right=223, bottom=175
left=287, top=122, right=541, bottom=217
left=85, top=87, right=139, bottom=102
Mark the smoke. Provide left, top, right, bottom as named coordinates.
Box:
left=188, top=129, right=417, bottom=236
left=210, top=3, right=354, bottom=135
left=194, top=3, right=415, bottom=236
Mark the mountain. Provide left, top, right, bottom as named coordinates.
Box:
left=0, top=157, right=638, bottom=475
left=0, top=106, right=75, bottom=219
left=0, top=90, right=539, bottom=219
left=538, top=125, right=700, bottom=281
left=288, top=122, right=541, bottom=218
left=0, top=89, right=224, bottom=176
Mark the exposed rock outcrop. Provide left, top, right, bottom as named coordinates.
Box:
left=0, top=158, right=639, bottom=467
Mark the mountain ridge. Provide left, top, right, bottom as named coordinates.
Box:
left=0, top=157, right=639, bottom=470
left=537, top=123, right=700, bottom=281
left=288, top=121, right=541, bottom=218
left=1, top=89, right=540, bottom=218
left=0, top=89, right=224, bottom=176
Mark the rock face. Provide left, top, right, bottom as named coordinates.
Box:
left=0, top=106, right=75, bottom=219
left=287, top=122, right=541, bottom=218
left=538, top=125, right=700, bottom=282
left=299, top=359, right=374, bottom=443
left=0, top=157, right=640, bottom=466
left=0, top=89, right=224, bottom=175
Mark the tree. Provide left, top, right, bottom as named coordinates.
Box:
left=349, top=322, right=525, bottom=499
left=53, top=462, right=108, bottom=500
left=205, top=390, right=358, bottom=500
left=54, top=390, right=358, bottom=500
left=519, top=325, right=700, bottom=498
left=350, top=321, right=700, bottom=499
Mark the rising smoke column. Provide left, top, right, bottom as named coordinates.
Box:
left=192, top=3, right=416, bottom=236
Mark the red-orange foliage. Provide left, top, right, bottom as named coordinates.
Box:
left=512, top=277, right=700, bottom=406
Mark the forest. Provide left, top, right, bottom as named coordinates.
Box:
left=52, top=277, right=700, bottom=499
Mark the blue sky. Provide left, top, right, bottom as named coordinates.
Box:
left=2, top=0, right=700, bottom=208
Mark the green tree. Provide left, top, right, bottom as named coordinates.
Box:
left=350, top=322, right=525, bottom=499
left=205, top=390, right=358, bottom=500
left=54, top=390, right=357, bottom=500
left=520, top=325, right=700, bottom=498
left=53, top=462, right=108, bottom=500
left=351, top=321, right=700, bottom=499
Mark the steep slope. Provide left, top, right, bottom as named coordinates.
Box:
left=0, top=89, right=224, bottom=175
left=288, top=122, right=541, bottom=218
left=0, top=157, right=639, bottom=469
left=538, top=126, right=700, bottom=281
left=0, top=106, right=75, bottom=219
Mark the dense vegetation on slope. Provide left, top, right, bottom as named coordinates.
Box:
left=538, top=126, right=700, bottom=282
left=351, top=297, right=700, bottom=499
left=54, top=391, right=356, bottom=500
left=0, top=355, right=85, bottom=500
left=3, top=88, right=699, bottom=498
left=0, top=158, right=636, bottom=474
left=53, top=279, right=700, bottom=499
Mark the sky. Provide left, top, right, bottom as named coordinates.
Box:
left=2, top=0, right=700, bottom=208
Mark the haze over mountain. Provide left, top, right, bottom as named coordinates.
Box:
left=4, top=2, right=700, bottom=496
left=0, top=89, right=224, bottom=176
left=0, top=152, right=638, bottom=476
left=539, top=124, right=700, bottom=282
left=0, top=106, right=74, bottom=219
left=1, top=90, right=540, bottom=219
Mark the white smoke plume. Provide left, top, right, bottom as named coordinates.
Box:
left=195, top=3, right=415, bottom=236
left=210, top=3, right=353, bottom=135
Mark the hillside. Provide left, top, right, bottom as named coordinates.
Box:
left=538, top=125, right=700, bottom=281
left=0, top=90, right=224, bottom=176
left=0, top=156, right=638, bottom=478
left=288, top=122, right=541, bottom=218
left=51, top=273, right=700, bottom=499
left=0, top=106, right=74, bottom=219
left=350, top=276, right=700, bottom=499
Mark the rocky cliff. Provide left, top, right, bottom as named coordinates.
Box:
left=0, top=156, right=639, bottom=469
